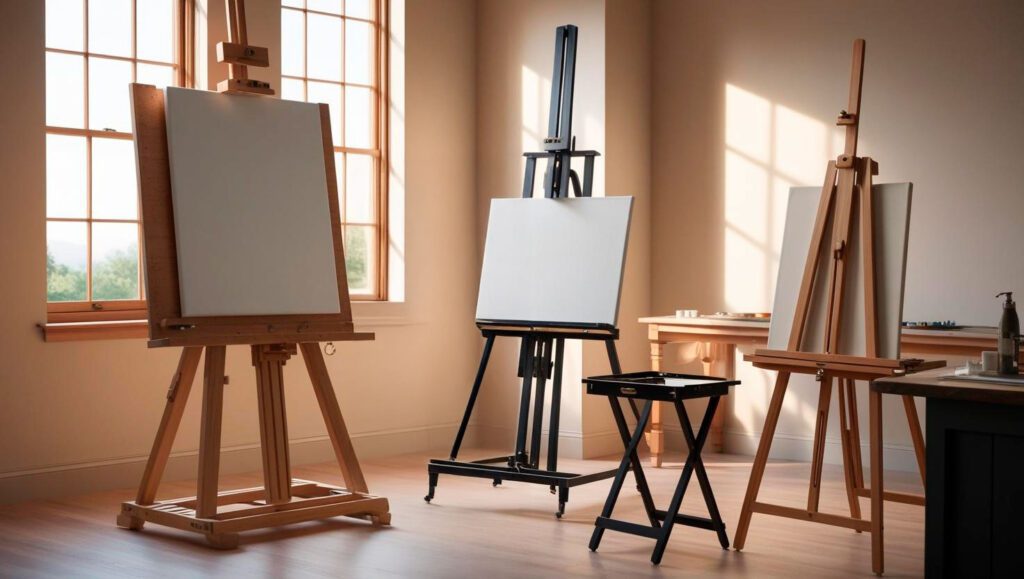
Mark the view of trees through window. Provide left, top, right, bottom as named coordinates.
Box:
left=44, top=0, right=179, bottom=306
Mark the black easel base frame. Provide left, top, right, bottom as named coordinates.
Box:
left=425, top=324, right=638, bottom=518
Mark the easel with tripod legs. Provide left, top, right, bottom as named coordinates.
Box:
left=425, top=25, right=641, bottom=518
left=731, top=39, right=943, bottom=575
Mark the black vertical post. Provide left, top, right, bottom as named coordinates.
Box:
left=529, top=338, right=552, bottom=468
left=513, top=336, right=537, bottom=464
left=449, top=334, right=496, bottom=460
left=546, top=338, right=566, bottom=473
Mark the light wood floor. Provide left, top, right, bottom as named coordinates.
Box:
left=0, top=449, right=925, bottom=578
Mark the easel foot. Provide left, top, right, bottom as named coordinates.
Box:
left=116, top=512, right=144, bottom=531
left=369, top=512, right=392, bottom=526
left=205, top=532, right=240, bottom=550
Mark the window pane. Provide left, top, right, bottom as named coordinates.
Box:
left=282, top=0, right=304, bottom=8
left=47, top=221, right=88, bottom=302
left=343, top=226, right=374, bottom=294
left=92, top=222, right=140, bottom=300
left=346, top=0, right=373, bottom=20
left=46, top=135, right=88, bottom=218
left=88, top=0, right=132, bottom=57
left=308, top=0, right=342, bottom=14
left=46, top=0, right=85, bottom=51
left=333, top=151, right=345, bottom=211
left=345, top=154, right=373, bottom=222
left=281, top=9, right=305, bottom=77
left=307, top=81, right=342, bottom=144
left=46, top=52, right=85, bottom=129
left=92, top=138, right=138, bottom=219
left=345, top=19, right=373, bottom=85
left=137, top=0, right=175, bottom=63
left=136, top=62, right=175, bottom=89
left=281, top=77, right=305, bottom=101
left=345, top=86, right=372, bottom=148
left=88, top=57, right=133, bottom=131
left=306, top=13, right=342, bottom=82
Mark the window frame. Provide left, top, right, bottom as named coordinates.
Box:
left=44, top=0, right=195, bottom=324
left=280, top=0, right=390, bottom=301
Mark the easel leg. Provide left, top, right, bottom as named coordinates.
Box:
left=513, top=337, right=537, bottom=464
left=901, top=395, right=926, bottom=485
left=252, top=345, right=293, bottom=504
left=546, top=338, right=565, bottom=473
left=837, top=378, right=863, bottom=523
left=449, top=335, right=496, bottom=460
left=734, top=371, right=790, bottom=550
left=300, top=343, right=369, bottom=494
left=647, top=342, right=665, bottom=467
left=846, top=380, right=865, bottom=487
left=870, top=389, right=884, bottom=575
left=136, top=348, right=203, bottom=504
left=807, top=376, right=834, bottom=512
left=118, top=347, right=203, bottom=531
left=196, top=345, right=227, bottom=519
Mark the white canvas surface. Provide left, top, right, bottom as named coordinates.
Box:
left=767, top=183, right=912, bottom=358
left=163, top=87, right=341, bottom=317
left=475, top=196, right=633, bottom=327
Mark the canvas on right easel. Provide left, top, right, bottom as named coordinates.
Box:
left=768, top=183, right=913, bottom=360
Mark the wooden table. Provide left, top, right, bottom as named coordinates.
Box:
left=873, top=369, right=1024, bottom=578
left=639, top=315, right=1007, bottom=466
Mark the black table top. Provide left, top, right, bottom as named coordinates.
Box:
left=872, top=368, right=1024, bottom=406
left=584, top=371, right=739, bottom=402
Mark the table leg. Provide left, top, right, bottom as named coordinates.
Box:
left=870, top=389, right=884, bottom=575
left=647, top=341, right=665, bottom=467
left=702, top=342, right=735, bottom=453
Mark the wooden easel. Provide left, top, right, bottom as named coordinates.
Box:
left=731, top=39, right=942, bottom=575
left=116, top=0, right=389, bottom=548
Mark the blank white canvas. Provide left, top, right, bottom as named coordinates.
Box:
left=767, top=183, right=912, bottom=359
left=163, top=87, right=341, bottom=317
left=476, top=196, right=633, bottom=327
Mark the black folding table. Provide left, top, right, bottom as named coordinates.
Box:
left=584, top=371, right=739, bottom=565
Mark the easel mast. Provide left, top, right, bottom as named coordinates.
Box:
left=733, top=40, right=942, bottom=575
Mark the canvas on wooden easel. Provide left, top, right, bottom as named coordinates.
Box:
left=116, top=0, right=389, bottom=549
left=731, top=39, right=943, bottom=575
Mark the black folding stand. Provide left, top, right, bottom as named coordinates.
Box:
left=585, top=372, right=737, bottom=564
left=426, top=325, right=638, bottom=517
left=425, top=24, right=634, bottom=518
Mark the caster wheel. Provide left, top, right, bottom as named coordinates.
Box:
left=424, top=495, right=432, bottom=503
left=492, top=479, right=502, bottom=487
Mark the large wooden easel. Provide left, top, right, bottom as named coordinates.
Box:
left=116, top=0, right=389, bottom=548
left=731, top=40, right=942, bottom=575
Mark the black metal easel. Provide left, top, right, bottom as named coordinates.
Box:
left=425, top=25, right=636, bottom=518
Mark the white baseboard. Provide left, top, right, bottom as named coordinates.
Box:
left=721, top=429, right=920, bottom=473
left=0, top=423, right=462, bottom=505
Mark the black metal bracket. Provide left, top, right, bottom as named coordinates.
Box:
left=426, top=326, right=639, bottom=518
left=521, top=24, right=600, bottom=200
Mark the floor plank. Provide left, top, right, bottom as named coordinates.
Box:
left=0, top=450, right=924, bottom=578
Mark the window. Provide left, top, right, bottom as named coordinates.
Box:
left=45, top=0, right=190, bottom=322
left=281, top=0, right=389, bottom=300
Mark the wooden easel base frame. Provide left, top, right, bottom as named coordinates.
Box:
left=116, top=343, right=390, bottom=548
left=733, top=366, right=927, bottom=575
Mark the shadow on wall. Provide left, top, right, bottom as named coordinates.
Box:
left=722, top=82, right=846, bottom=438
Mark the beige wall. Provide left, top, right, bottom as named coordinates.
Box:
left=650, top=0, right=1024, bottom=469
left=0, top=0, right=482, bottom=503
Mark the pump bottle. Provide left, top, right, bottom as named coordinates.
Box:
left=997, top=292, right=1020, bottom=375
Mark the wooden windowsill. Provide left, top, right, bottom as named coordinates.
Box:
left=39, top=320, right=149, bottom=342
